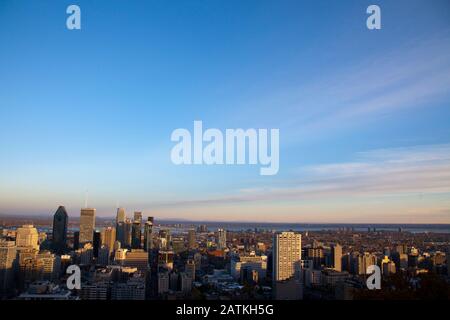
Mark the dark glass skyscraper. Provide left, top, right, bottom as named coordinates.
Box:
left=131, top=221, right=142, bottom=249
left=93, top=230, right=101, bottom=258
left=73, top=231, right=80, bottom=250
left=52, top=206, right=68, bottom=253
left=115, top=208, right=126, bottom=246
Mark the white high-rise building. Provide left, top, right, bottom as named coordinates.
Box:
left=331, top=244, right=342, bottom=272
left=16, top=225, right=39, bottom=251
left=217, top=228, right=227, bottom=250
left=273, top=231, right=302, bottom=281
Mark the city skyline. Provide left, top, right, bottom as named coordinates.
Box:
left=1, top=0, right=450, bottom=223
left=2, top=212, right=449, bottom=301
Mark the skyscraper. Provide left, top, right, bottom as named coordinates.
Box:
left=52, top=206, right=68, bottom=253
left=116, top=208, right=126, bottom=225
left=131, top=221, right=142, bottom=249
left=133, top=211, right=142, bottom=223
left=187, top=229, right=196, bottom=250
left=123, top=219, right=132, bottom=248
left=101, top=227, right=116, bottom=254
left=0, top=240, right=17, bottom=296
left=273, top=231, right=302, bottom=282
left=216, top=228, right=227, bottom=250
left=79, top=208, right=96, bottom=244
left=93, top=230, right=101, bottom=258
left=331, top=244, right=342, bottom=272
left=272, top=231, right=302, bottom=300
left=115, top=208, right=126, bottom=245
left=16, top=225, right=39, bottom=251
left=143, top=217, right=153, bottom=252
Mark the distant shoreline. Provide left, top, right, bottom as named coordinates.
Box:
left=0, top=213, right=449, bottom=233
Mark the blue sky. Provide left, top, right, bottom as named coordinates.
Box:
left=1, top=0, right=450, bottom=222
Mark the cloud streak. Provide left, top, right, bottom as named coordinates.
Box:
left=231, top=31, right=450, bottom=144
left=147, top=144, right=450, bottom=222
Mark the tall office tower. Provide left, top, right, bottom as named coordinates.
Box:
left=131, top=213, right=142, bottom=249
left=101, top=227, right=116, bottom=254
left=133, top=211, right=143, bottom=223
left=79, top=208, right=96, bottom=244
left=273, top=232, right=302, bottom=300
left=187, top=229, right=196, bottom=250
left=0, top=240, right=17, bottom=296
left=331, top=244, right=342, bottom=272
left=116, top=222, right=125, bottom=246
left=93, top=230, right=101, bottom=258
left=123, top=219, right=132, bottom=248
left=116, top=208, right=126, bottom=224
left=273, top=231, right=302, bottom=282
left=16, top=225, right=40, bottom=251
left=143, top=217, right=153, bottom=252
left=52, top=206, right=68, bottom=254
left=216, top=228, right=227, bottom=250
left=115, top=208, right=126, bottom=245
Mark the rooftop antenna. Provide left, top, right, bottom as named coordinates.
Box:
left=85, top=189, right=89, bottom=208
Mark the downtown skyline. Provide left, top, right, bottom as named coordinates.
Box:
left=1, top=0, right=450, bottom=223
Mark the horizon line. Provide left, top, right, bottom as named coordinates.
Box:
left=0, top=213, right=449, bottom=226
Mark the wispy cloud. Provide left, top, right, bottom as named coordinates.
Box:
left=230, top=31, right=450, bottom=143
left=146, top=144, right=450, bottom=222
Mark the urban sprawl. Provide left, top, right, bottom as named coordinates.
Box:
left=1, top=206, right=450, bottom=300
